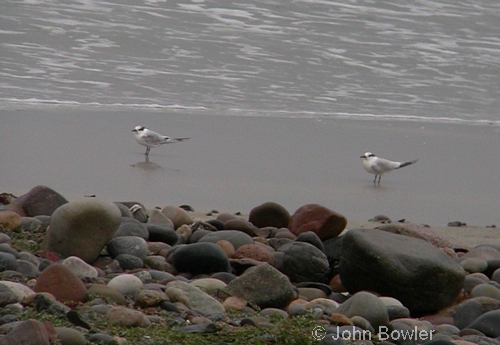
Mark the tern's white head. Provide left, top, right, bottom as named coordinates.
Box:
left=361, top=152, right=376, bottom=159
left=132, top=125, right=145, bottom=133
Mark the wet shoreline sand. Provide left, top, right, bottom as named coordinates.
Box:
left=1, top=107, right=500, bottom=231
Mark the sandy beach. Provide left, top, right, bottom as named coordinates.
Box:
left=1, top=107, right=500, bottom=232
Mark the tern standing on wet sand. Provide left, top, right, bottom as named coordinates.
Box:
left=360, top=152, right=417, bottom=184
left=132, top=126, right=190, bottom=156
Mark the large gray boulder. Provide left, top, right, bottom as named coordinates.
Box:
left=339, top=229, right=465, bottom=315
left=43, top=199, right=121, bottom=263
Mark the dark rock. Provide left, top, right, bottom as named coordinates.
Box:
left=66, top=310, right=92, bottom=330
left=146, top=224, right=179, bottom=245
left=34, top=293, right=71, bottom=315
left=323, top=236, right=343, bottom=276
left=114, top=217, right=148, bottom=240
left=107, top=236, right=148, bottom=261
left=0, top=252, right=17, bottom=272
left=464, top=275, right=489, bottom=294
left=115, top=254, right=144, bottom=270
left=159, top=301, right=181, bottom=313
left=248, top=202, right=291, bottom=229
left=189, top=229, right=213, bottom=243
left=448, top=221, right=466, bottom=227
left=0, top=243, right=19, bottom=258
left=386, top=305, right=411, bottom=320
left=295, top=231, right=324, bottom=252
left=485, top=259, right=500, bottom=278
left=15, top=259, right=39, bottom=277
left=339, top=229, right=465, bottom=315
left=466, top=309, right=500, bottom=338
left=453, top=296, right=500, bottom=329
left=170, top=242, right=230, bottom=275
left=295, top=282, right=332, bottom=296
left=277, top=241, right=329, bottom=283
left=206, top=219, right=225, bottom=230
left=288, top=204, right=346, bottom=241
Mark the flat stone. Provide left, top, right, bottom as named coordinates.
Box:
left=225, top=263, right=295, bottom=309
left=165, top=280, right=225, bottom=316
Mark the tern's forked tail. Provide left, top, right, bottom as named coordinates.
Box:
left=398, top=159, right=418, bottom=169
left=174, top=137, right=190, bottom=142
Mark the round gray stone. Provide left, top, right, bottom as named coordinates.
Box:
left=43, top=199, right=121, bottom=263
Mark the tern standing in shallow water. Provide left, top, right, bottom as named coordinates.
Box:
left=132, top=125, right=190, bottom=155
left=360, top=152, right=417, bottom=184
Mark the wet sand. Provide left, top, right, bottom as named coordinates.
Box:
left=1, top=107, right=500, bottom=231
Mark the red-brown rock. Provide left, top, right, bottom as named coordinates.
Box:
left=233, top=244, right=276, bottom=265
left=34, top=263, right=88, bottom=303
left=0, top=319, right=57, bottom=345
left=11, top=185, right=68, bottom=217
left=288, top=204, right=346, bottom=241
left=329, top=274, right=347, bottom=293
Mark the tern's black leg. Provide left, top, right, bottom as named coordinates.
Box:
left=145, top=147, right=150, bottom=155
left=377, top=175, right=382, bottom=184
left=373, top=175, right=378, bottom=184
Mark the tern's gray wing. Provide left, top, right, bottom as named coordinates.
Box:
left=142, top=131, right=167, bottom=145
left=371, top=158, right=400, bottom=174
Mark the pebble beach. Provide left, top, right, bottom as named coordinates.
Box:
left=1, top=185, right=500, bottom=345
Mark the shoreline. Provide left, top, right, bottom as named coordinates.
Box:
left=1, top=107, right=500, bottom=227
left=3, top=185, right=496, bottom=249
